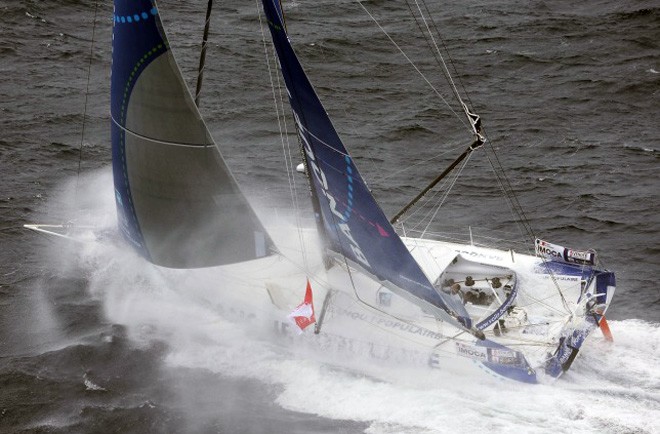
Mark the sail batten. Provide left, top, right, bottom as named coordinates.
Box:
left=261, top=0, right=471, bottom=329
left=112, top=118, right=216, bottom=148
left=111, top=0, right=276, bottom=268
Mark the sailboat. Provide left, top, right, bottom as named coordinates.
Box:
left=28, top=0, right=616, bottom=384
left=255, top=0, right=616, bottom=382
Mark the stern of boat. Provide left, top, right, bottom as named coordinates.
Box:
left=544, top=269, right=616, bottom=378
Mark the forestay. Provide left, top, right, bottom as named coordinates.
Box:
left=261, top=0, right=472, bottom=329
left=111, top=0, right=275, bottom=268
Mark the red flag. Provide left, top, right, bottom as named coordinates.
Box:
left=288, top=279, right=316, bottom=332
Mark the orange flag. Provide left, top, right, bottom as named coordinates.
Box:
left=599, top=315, right=614, bottom=342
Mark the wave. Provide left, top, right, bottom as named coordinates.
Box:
left=624, top=144, right=658, bottom=155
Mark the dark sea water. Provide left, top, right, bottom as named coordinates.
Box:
left=1, top=0, right=659, bottom=432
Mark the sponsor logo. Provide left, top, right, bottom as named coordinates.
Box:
left=536, top=240, right=565, bottom=259
left=539, top=275, right=580, bottom=281
left=489, top=348, right=522, bottom=366
left=327, top=305, right=444, bottom=340
left=556, top=342, right=572, bottom=365
left=457, top=250, right=505, bottom=262
left=566, top=249, right=595, bottom=265
left=536, top=238, right=596, bottom=265
left=292, top=110, right=370, bottom=268
left=455, top=342, right=488, bottom=361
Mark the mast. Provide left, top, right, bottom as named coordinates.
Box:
left=300, top=142, right=335, bottom=270
left=276, top=0, right=332, bottom=269
left=195, top=0, right=214, bottom=107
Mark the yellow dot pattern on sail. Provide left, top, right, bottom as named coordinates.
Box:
left=118, top=43, right=164, bottom=248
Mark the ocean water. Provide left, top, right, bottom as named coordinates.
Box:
left=1, top=0, right=659, bottom=432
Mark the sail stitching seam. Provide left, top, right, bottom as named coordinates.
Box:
left=112, top=117, right=208, bottom=148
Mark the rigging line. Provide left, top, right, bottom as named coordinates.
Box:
left=413, top=0, right=537, bottom=248
left=404, top=0, right=442, bottom=72
left=275, top=253, right=334, bottom=294
left=402, top=0, right=455, bottom=102
left=481, top=140, right=535, bottom=245
left=406, top=230, right=468, bottom=244
left=419, top=153, right=472, bottom=238
left=271, top=1, right=336, bottom=270
left=292, top=121, right=373, bottom=196
left=258, top=10, right=296, bottom=237
left=431, top=329, right=466, bottom=350
left=75, top=0, right=99, bottom=213
left=394, top=147, right=474, bottom=226
left=337, top=265, right=467, bottom=349
left=417, top=0, right=477, bottom=110
left=194, top=0, right=214, bottom=107
left=506, top=214, right=571, bottom=314
left=404, top=0, right=536, bottom=253
left=256, top=0, right=309, bottom=270
left=417, top=1, right=546, bottom=303
left=329, top=249, right=468, bottom=338
left=408, top=0, right=483, bottom=140
left=391, top=137, right=482, bottom=225
left=516, top=285, right=571, bottom=316
left=410, top=0, right=467, bottom=118
left=516, top=216, right=572, bottom=314
left=295, top=122, right=350, bottom=158
left=355, top=0, right=470, bottom=133
left=422, top=228, right=528, bottom=247
left=403, top=174, right=453, bottom=230
left=340, top=108, right=382, bottom=190
left=486, top=318, right=567, bottom=335
left=372, top=143, right=464, bottom=184
left=480, top=131, right=535, bottom=246
left=312, top=294, right=465, bottom=357
left=271, top=41, right=309, bottom=263
left=400, top=170, right=451, bottom=227
left=484, top=341, right=555, bottom=348
left=517, top=299, right=568, bottom=319
left=481, top=326, right=559, bottom=345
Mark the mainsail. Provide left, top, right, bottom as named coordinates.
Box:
left=111, top=0, right=276, bottom=268
left=261, top=0, right=472, bottom=330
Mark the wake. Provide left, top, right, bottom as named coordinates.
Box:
left=47, top=169, right=660, bottom=433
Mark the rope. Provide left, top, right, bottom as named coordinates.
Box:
left=256, top=0, right=310, bottom=271
left=355, top=1, right=469, bottom=132
left=418, top=151, right=472, bottom=237
left=194, top=0, right=214, bottom=106
left=74, top=1, right=99, bottom=213
left=408, top=0, right=466, bottom=121
left=372, top=143, right=464, bottom=184
left=395, top=1, right=570, bottom=310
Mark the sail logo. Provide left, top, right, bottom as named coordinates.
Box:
left=292, top=111, right=371, bottom=269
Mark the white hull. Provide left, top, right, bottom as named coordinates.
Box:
left=169, top=228, right=615, bottom=384
left=26, top=221, right=614, bottom=383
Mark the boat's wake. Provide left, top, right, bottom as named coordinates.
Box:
left=79, top=244, right=660, bottom=433
left=42, top=169, right=660, bottom=433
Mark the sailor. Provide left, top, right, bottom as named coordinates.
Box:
left=451, top=283, right=470, bottom=304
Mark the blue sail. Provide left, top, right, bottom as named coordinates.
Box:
left=261, top=0, right=471, bottom=329
left=111, top=0, right=276, bottom=268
